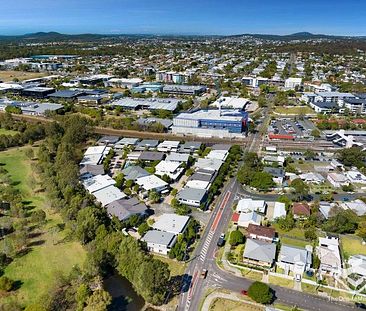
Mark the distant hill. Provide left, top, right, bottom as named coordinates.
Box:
left=229, top=32, right=366, bottom=41
left=0, top=31, right=364, bottom=42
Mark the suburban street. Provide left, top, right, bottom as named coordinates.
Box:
left=178, top=122, right=361, bottom=311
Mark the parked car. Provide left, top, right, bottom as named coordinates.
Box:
left=217, top=233, right=225, bottom=247
left=240, top=290, right=248, bottom=295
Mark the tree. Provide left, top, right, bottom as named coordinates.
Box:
left=250, top=171, right=275, bottom=191
left=75, top=207, right=107, bottom=244
left=312, top=253, right=320, bottom=269
left=304, top=149, right=316, bottom=160
left=0, top=276, right=14, bottom=291
left=322, top=210, right=359, bottom=234
left=138, top=222, right=150, bottom=236
left=75, top=283, right=91, bottom=311
left=30, top=209, right=46, bottom=224
left=291, top=178, right=309, bottom=201
left=277, top=213, right=295, bottom=231
left=277, top=195, right=292, bottom=211
left=148, top=190, right=160, bottom=203
left=337, top=147, right=366, bottom=169
left=84, top=289, right=112, bottom=311
left=248, top=281, right=273, bottom=304
left=305, top=227, right=317, bottom=241
left=229, top=230, right=244, bottom=246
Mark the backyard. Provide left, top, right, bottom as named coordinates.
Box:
left=341, top=235, right=366, bottom=259
left=0, top=146, right=86, bottom=307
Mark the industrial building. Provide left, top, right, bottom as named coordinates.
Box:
left=172, top=109, right=248, bottom=138
left=162, top=85, right=206, bottom=96
left=110, top=97, right=182, bottom=111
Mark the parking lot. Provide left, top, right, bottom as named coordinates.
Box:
left=269, top=117, right=317, bottom=138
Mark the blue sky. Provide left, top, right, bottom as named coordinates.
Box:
left=1, top=0, right=365, bottom=36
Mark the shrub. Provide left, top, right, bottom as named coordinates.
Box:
left=248, top=281, right=273, bottom=304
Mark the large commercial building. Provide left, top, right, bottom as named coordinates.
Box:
left=162, top=85, right=207, bottom=96
left=172, top=109, right=248, bottom=138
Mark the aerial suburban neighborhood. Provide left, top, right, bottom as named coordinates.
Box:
left=1, top=1, right=366, bottom=311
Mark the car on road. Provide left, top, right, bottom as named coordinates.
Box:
left=217, top=233, right=225, bottom=247
left=240, top=289, right=248, bottom=295
left=200, top=269, right=208, bottom=279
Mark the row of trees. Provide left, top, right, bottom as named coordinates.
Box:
left=32, top=115, right=171, bottom=309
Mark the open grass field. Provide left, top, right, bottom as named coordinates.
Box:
left=341, top=235, right=366, bottom=259
left=209, top=298, right=264, bottom=311
left=153, top=255, right=187, bottom=277
left=0, top=128, right=19, bottom=136
left=0, top=70, right=48, bottom=82
left=273, top=106, right=315, bottom=115
left=0, top=146, right=86, bottom=307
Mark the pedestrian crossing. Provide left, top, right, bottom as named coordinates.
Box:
left=199, top=230, right=214, bottom=261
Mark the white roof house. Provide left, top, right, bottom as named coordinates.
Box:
left=299, top=172, right=325, bottom=184
left=152, top=213, right=190, bottom=235
left=237, top=211, right=262, bottom=228
left=195, top=158, right=223, bottom=172
left=327, top=173, right=349, bottom=188
left=205, top=149, right=228, bottom=161
left=157, top=140, right=180, bottom=152
left=155, top=161, right=183, bottom=181
left=185, top=179, right=211, bottom=190
left=136, top=175, right=168, bottom=192
left=346, top=170, right=366, bottom=184
left=317, top=237, right=342, bottom=276
left=237, top=199, right=267, bottom=214
left=165, top=152, right=190, bottom=163
left=84, top=146, right=110, bottom=156
left=142, top=230, right=177, bottom=255
left=92, top=185, right=126, bottom=206
left=81, top=146, right=111, bottom=165
left=83, top=174, right=116, bottom=193
left=348, top=255, right=366, bottom=277
left=273, top=202, right=287, bottom=219
left=341, top=199, right=366, bottom=216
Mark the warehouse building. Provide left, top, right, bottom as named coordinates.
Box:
left=162, top=85, right=206, bottom=96
left=172, top=109, right=248, bottom=138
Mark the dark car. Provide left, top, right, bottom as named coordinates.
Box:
left=217, top=233, right=225, bottom=247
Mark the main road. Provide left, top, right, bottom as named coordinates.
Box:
left=178, top=121, right=359, bottom=311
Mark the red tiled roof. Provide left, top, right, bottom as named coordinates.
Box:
left=247, top=224, right=276, bottom=239
left=353, top=119, right=366, bottom=124
left=268, top=134, right=295, bottom=140
left=293, top=202, right=311, bottom=216
left=232, top=212, right=239, bottom=223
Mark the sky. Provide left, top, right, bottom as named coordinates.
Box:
left=1, top=0, right=365, bottom=36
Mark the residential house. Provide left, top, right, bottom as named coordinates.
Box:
left=247, top=224, right=276, bottom=243
left=177, top=188, right=207, bottom=207
left=79, top=164, right=104, bottom=180
left=277, top=245, right=312, bottom=275
left=272, top=202, right=287, bottom=220
left=136, top=139, right=159, bottom=151
left=97, top=135, right=119, bottom=146
left=243, top=238, right=276, bottom=268
left=237, top=199, right=267, bottom=214
left=142, top=230, right=177, bottom=255
left=237, top=211, right=262, bottom=228
left=341, top=199, right=366, bottom=216
left=165, top=152, right=190, bottom=163
left=106, top=197, right=148, bottom=221
left=157, top=140, right=180, bottom=152
left=263, top=167, right=285, bottom=186
left=179, top=141, right=202, bottom=154
left=92, top=185, right=126, bottom=206
left=317, top=236, right=342, bottom=276
left=292, top=202, right=311, bottom=219
left=155, top=161, right=183, bottom=181
left=346, top=170, right=366, bottom=184
left=195, top=158, right=223, bottom=172
left=136, top=175, right=168, bottom=193
left=152, top=214, right=190, bottom=235
left=122, top=166, right=150, bottom=181
left=299, top=172, right=325, bottom=184
left=327, top=173, right=349, bottom=188
left=138, top=151, right=165, bottom=162
left=347, top=255, right=366, bottom=287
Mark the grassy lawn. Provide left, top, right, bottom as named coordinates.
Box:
left=341, top=235, right=366, bottom=259
left=209, top=298, right=264, bottom=311
left=240, top=269, right=263, bottom=281
left=272, top=224, right=305, bottom=239
left=152, top=255, right=186, bottom=276
left=269, top=276, right=294, bottom=289
left=0, top=147, right=86, bottom=307
left=0, top=128, right=19, bottom=136
left=273, top=106, right=315, bottom=115
left=280, top=236, right=310, bottom=248
left=0, top=70, right=47, bottom=82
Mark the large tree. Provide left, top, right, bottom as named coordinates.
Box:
left=248, top=281, right=273, bottom=304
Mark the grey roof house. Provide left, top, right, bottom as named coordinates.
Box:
left=122, top=166, right=150, bottom=181
left=243, top=238, right=276, bottom=268
left=177, top=188, right=207, bottom=208
left=106, top=197, right=148, bottom=221
left=136, top=139, right=159, bottom=150
left=277, top=245, right=312, bottom=275
left=79, top=164, right=105, bottom=180
left=142, top=230, right=177, bottom=255
left=138, top=151, right=165, bottom=162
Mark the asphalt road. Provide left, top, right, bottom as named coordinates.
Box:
left=178, top=127, right=361, bottom=311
